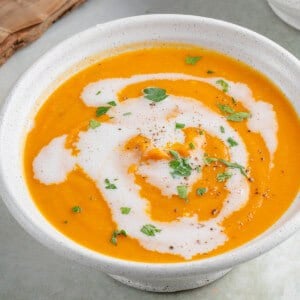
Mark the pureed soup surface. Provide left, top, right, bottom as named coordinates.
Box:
left=24, top=45, right=300, bottom=263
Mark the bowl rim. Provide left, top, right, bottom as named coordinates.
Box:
left=0, top=14, right=299, bottom=278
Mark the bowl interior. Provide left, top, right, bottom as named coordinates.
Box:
left=0, top=15, right=299, bottom=277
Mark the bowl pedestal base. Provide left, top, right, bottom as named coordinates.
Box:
left=109, top=268, right=232, bottom=292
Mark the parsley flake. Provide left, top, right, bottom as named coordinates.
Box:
left=185, top=56, right=202, bottom=65
left=216, top=79, right=229, bottom=93
left=105, top=178, right=117, bottom=189
left=207, top=70, right=214, bottom=74
left=96, top=106, right=110, bottom=117
left=189, top=142, right=195, bottom=149
left=177, top=185, right=188, bottom=200
left=107, top=101, right=117, bottom=106
left=217, top=103, right=235, bottom=114
left=72, top=206, right=82, bottom=213
left=169, top=151, right=193, bottom=177
left=227, top=137, right=238, bottom=147
left=120, top=207, right=131, bottom=214
left=219, top=159, right=247, bottom=177
left=110, top=229, right=127, bottom=245
left=196, top=187, right=207, bottom=196
left=203, top=154, right=218, bottom=165
left=96, top=90, right=101, bottom=95
left=175, top=122, right=185, bottom=129
left=123, top=112, right=132, bottom=116
left=217, top=172, right=232, bottom=182
left=141, top=224, right=161, bottom=236
left=89, top=119, right=101, bottom=129
left=227, top=112, right=251, bottom=122
left=143, top=87, right=168, bottom=102
left=220, top=126, right=225, bottom=133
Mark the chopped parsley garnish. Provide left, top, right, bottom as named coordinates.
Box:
left=140, top=224, right=161, bottom=236
left=217, top=172, right=232, bottom=182
left=143, top=87, right=168, bottom=102
left=71, top=206, right=82, bottom=213
left=169, top=149, right=180, bottom=159
left=104, top=178, right=117, bottom=189
left=217, top=103, right=250, bottom=122
left=227, top=137, right=238, bottom=147
left=227, top=112, right=251, bottom=122
left=110, top=229, right=127, bottom=245
left=219, top=159, right=247, bottom=177
left=120, top=207, right=131, bottom=215
left=217, top=103, right=235, bottom=114
left=107, top=101, right=117, bottom=106
left=203, top=154, right=218, bottom=165
left=196, top=187, right=207, bottom=196
left=189, top=142, right=195, bottom=149
left=169, top=150, right=192, bottom=177
left=177, top=185, right=188, bottom=200
left=220, top=126, right=225, bottom=133
left=175, top=122, right=185, bottom=129
left=207, top=70, right=214, bottom=74
left=123, top=112, right=132, bottom=116
left=216, top=79, right=229, bottom=93
left=89, top=119, right=101, bottom=129
left=96, top=106, right=110, bottom=117
left=231, top=97, right=237, bottom=104
left=185, top=56, right=202, bottom=65
left=96, top=90, right=101, bottom=95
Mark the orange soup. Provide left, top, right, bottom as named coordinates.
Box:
left=24, top=45, right=300, bottom=263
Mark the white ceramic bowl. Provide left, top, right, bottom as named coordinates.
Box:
left=0, top=15, right=299, bottom=292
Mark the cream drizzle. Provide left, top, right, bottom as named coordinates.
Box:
left=32, top=73, right=278, bottom=259
left=82, top=73, right=278, bottom=160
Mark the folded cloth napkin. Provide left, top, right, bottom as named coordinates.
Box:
left=0, top=0, right=86, bottom=65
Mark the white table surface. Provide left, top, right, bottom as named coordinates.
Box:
left=0, top=0, right=299, bottom=299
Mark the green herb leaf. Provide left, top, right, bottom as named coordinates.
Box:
left=105, top=178, right=117, bottom=189
left=120, top=207, right=131, bottom=215
left=169, top=150, right=180, bottom=159
left=207, top=70, right=214, bottom=74
left=72, top=206, right=82, bottom=213
left=107, top=101, right=117, bottom=106
left=217, top=103, right=235, bottom=114
left=219, top=159, right=247, bottom=177
left=143, top=87, right=168, bottom=102
left=220, top=126, right=225, bottom=133
left=175, top=122, right=185, bottom=129
left=227, top=137, right=238, bottom=147
left=203, top=154, right=218, bottom=165
left=196, top=187, right=207, bottom=196
left=110, top=229, right=127, bottom=245
left=227, top=112, right=251, bottom=122
left=140, top=224, right=161, bottom=236
left=177, top=185, right=188, bottom=200
left=123, top=112, right=132, bottom=116
left=185, top=56, right=202, bottom=65
left=216, top=79, right=229, bottom=93
left=89, top=119, right=101, bottom=129
left=189, top=142, right=195, bottom=149
left=96, top=90, right=101, bottom=95
left=217, top=172, right=232, bottom=182
left=169, top=152, right=193, bottom=178
left=96, top=106, right=110, bottom=117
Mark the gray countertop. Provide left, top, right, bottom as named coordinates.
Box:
left=0, top=0, right=299, bottom=299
